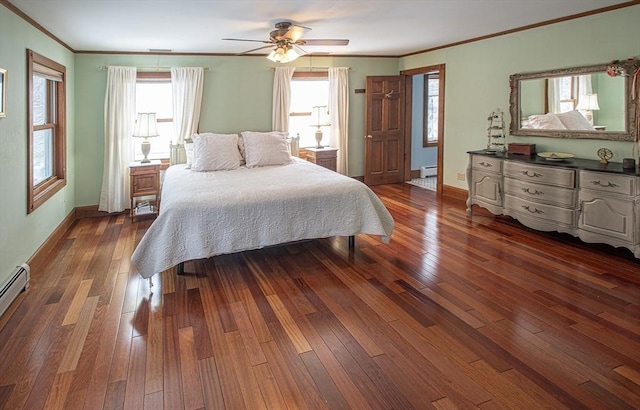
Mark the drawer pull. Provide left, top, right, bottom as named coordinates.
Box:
left=522, top=187, right=544, bottom=195
left=590, top=180, right=619, bottom=188
left=520, top=170, right=542, bottom=178
left=479, top=162, right=492, bottom=168
left=522, top=205, right=544, bottom=214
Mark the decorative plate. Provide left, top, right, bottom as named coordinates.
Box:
left=537, top=152, right=575, bottom=161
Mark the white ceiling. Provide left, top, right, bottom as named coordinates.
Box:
left=7, top=0, right=633, bottom=56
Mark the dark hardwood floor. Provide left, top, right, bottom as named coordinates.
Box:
left=1, top=183, right=639, bottom=409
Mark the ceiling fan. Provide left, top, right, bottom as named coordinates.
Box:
left=222, top=21, right=349, bottom=63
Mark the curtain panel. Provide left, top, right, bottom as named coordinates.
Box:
left=171, top=67, right=204, bottom=144
left=272, top=67, right=296, bottom=132
left=329, top=67, right=350, bottom=175
left=99, top=66, right=137, bottom=213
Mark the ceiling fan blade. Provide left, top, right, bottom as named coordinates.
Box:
left=238, top=44, right=275, bottom=55
left=284, top=25, right=310, bottom=42
left=292, top=44, right=308, bottom=57
left=301, top=39, right=350, bottom=46
left=222, top=38, right=272, bottom=44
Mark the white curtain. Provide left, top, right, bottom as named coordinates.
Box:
left=272, top=67, right=295, bottom=132
left=329, top=67, right=349, bottom=175
left=547, top=78, right=562, bottom=114
left=578, top=75, right=593, bottom=98
left=171, top=67, right=204, bottom=143
left=99, top=66, right=137, bottom=213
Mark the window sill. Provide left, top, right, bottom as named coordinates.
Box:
left=29, top=178, right=66, bottom=214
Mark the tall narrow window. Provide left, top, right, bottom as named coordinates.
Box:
left=289, top=72, right=330, bottom=148
left=136, top=72, right=173, bottom=159
left=27, top=50, right=66, bottom=213
left=423, top=73, right=439, bottom=147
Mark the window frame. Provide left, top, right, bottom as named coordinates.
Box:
left=422, top=72, right=440, bottom=147
left=27, top=49, right=66, bottom=214
left=289, top=71, right=329, bottom=148
left=136, top=71, right=173, bottom=160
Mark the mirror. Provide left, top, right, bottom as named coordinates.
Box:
left=509, top=61, right=639, bottom=141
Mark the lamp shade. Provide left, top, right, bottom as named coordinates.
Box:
left=132, top=112, right=159, bottom=138
left=266, top=45, right=302, bottom=63
left=576, top=94, right=600, bottom=111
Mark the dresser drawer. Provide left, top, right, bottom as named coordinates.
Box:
left=472, top=155, right=502, bottom=174
left=580, top=171, right=637, bottom=197
left=504, top=177, right=576, bottom=208
left=504, top=161, right=575, bottom=188
left=505, top=194, right=576, bottom=226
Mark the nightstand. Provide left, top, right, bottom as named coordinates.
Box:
left=129, top=160, right=161, bottom=221
left=304, top=147, right=338, bottom=172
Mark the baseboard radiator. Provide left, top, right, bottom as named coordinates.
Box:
left=0, top=263, right=30, bottom=318
left=420, top=166, right=437, bottom=178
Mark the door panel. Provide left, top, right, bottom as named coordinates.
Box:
left=365, top=76, right=405, bottom=185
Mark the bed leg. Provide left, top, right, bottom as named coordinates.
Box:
left=348, top=235, right=355, bottom=249
left=177, top=262, right=184, bottom=275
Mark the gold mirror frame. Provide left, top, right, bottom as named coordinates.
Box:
left=509, top=61, right=639, bottom=141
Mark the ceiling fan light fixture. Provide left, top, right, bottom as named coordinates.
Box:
left=266, top=45, right=300, bottom=63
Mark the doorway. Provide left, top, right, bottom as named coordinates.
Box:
left=402, top=64, right=445, bottom=195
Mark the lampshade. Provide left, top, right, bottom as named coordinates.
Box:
left=267, top=45, right=301, bottom=63
left=132, top=112, right=160, bottom=138
left=576, top=94, right=600, bottom=111
left=312, top=105, right=330, bottom=128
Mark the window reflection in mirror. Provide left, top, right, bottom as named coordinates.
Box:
left=519, top=73, right=625, bottom=132
left=509, top=62, right=638, bottom=141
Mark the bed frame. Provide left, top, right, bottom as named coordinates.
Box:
left=168, top=137, right=355, bottom=276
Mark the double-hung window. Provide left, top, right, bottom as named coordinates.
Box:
left=423, top=73, right=439, bottom=147
left=27, top=50, right=66, bottom=213
left=289, top=72, right=330, bottom=148
left=135, top=72, right=174, bottom=160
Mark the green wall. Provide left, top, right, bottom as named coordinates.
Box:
left=400, top=5, right=640, bottom=190
left=0, top=4, right=75, bottom=289
left=74, top=54, right=398, bottom=205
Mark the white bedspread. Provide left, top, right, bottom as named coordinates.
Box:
left=131, top=158, right=394, bottom=278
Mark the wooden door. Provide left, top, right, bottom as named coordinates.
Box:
left=364, top=76, right=405, bottom=185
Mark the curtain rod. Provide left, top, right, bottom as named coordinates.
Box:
left=268, top=66, right=351, bottom=70
left=98, top=65, right=210, bottom=71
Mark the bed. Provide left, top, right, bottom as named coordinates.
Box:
left=131, top=131, right=395, bottom=279
left=521, top=110, right=595, bottom=130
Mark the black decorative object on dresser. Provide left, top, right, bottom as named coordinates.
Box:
left=466, top=151, right=640, bottom=259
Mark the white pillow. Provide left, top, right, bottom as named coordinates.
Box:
left=527, top=113, right=566, bottom=130
left=556, top=110, right=594, bottom=130
left=191, top=133, right=242, bottom=171
left=184, top=141, right=194, bottom=169
left=240, top=131, right=292, bottom=168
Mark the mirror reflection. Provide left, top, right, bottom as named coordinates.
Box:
left=509, top=62, right=638, bottom=141
left=519, top=72, right=625, bottom=132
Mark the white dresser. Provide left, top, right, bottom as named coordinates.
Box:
left=467, top=151, right=640, bottom=259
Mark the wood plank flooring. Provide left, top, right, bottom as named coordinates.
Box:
left=1, top=183, right=639, bottom=409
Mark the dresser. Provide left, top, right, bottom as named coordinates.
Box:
left=467, top=151, right=640, bottom=259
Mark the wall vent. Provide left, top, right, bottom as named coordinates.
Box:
left=0, top=263, right=30, bottom=318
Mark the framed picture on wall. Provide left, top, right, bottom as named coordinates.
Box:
left=0, top=67, right=6, bottom=117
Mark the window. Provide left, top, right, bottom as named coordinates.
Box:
left=27, top=50, right=66, bottom=213
left=135, top=72, right=174, bottom=159
left=558, top=76, right=578, bottom=113
left=423, top=73, right=439, bottom=146
left=289, top=72, right=330, bottom=148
